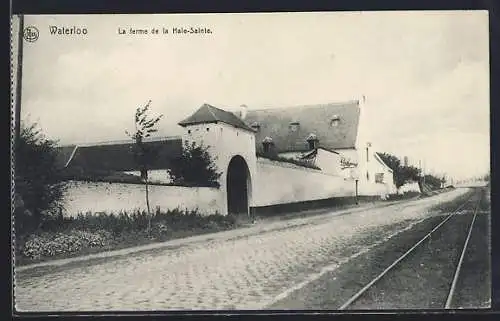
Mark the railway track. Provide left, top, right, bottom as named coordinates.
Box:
left=339, top=188, right=486, bottom=310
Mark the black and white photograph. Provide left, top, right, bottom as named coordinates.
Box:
left=11, top=11, right=491, bottom=312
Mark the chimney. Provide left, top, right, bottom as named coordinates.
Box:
left=262, top=136, right=274, bottom=154
left=239, top=104, right=248, bottom=120
left=404, top=156, right=409, bottom=167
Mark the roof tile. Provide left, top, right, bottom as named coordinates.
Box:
left=179, top=103, right=255, bottom=132
left=245, top=100, right=360, bottom=153
left=58, top=138, right=182, bottom=172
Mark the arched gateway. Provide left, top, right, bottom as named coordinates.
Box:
left=226, top=155, right=252, bottom=216
left=178, top=103, right=257, bottom=216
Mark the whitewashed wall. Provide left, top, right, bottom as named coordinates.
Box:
left=314, top=148, right=342, bottom=175
left=358, top=181, right=392, bottom=197
left=123, top=169, right=172, bottom=184
left=337, top=145, right=397, bottom=197
left=358, top=152, right=397, bottom=196
left=253, top=158, right=355, bottom=207
left=399, top=181, right=421, bottom=194
left=61, top=180, right=222, bottom=217
left=337, top=149, right=360, bottom=180
left=182, top=122, right=257, bottom=212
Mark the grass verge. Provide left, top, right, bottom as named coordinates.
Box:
left=15, top=208, right=241, bottom=266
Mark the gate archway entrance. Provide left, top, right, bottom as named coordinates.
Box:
left=226, top=155, right=251, bottom=216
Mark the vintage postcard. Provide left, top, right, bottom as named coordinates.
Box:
left=11, top=11, right=491, bottom=312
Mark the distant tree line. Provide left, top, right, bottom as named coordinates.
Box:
left=377, top=152, right=445, bottom=191
left=422, top=174, right=445, bottom=190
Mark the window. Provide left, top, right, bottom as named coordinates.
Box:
left=330, top=115, right=340, bottom=127
left=251, top=122, right=260, bottom=131
left=366, top=147, right=369, bottom=162
left=206, top=127, right=210, bottom=132
left=289, top=121, right=300, bottom=132
left=366, top=171, right=370, bottom=181
left=306, top=133, right=318, bottom=150
left=375, top=173, right=384, bottom=183
left=188, top=130, right=191, bottom=134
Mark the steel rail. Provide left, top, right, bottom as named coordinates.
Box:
left=338, top=193, right=477, bottom=310
left=444, top=194, right=481, bottom=308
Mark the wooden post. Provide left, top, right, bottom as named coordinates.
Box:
left=355, top=179, right=359, bottom=205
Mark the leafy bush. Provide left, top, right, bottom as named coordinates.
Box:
left=386, top=191, right=421, bottom=201
left=15, top=122, right=67, bottom=234
left=168, top=141, right=222, bottom=187
left=22, top=230, right=112, bottom=259
left=18, top=208, right=237, bottom=260
left=38, top=208, right=230, bottom=235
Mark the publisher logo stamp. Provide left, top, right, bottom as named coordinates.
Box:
left=23, top=26, right=39, bottom=42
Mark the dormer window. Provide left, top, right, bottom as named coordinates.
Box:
left=330, top=115, right=340, bottom=127
left=289, top=121, right=300, bottom=132
left=250, top=122, right=261, bottom=131
left=262, top=136, right=274, bottom=153
left=306, top=133, right=319, bottom=150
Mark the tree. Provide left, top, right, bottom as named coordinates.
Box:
left=378, top=152, right=406, bottom=188
left=377, top=152, right=401, bottom=173
left=168, top=141, right=222, bottom=187
left=126, top=100, right=163, bottom=236
left=423, top=174, right=443, bottom=190
left=14, top=122, right=66, bottom=234
left=400, top=165, right=421, bottom=183
left=377, top=152, right=421, bottom=190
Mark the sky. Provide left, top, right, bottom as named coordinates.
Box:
left=12, top=11, right=490, bottom=181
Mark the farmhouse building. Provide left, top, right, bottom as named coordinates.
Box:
left=56, top=99, right=397, bottom=217
left=242, top=100, right=396, bottom=197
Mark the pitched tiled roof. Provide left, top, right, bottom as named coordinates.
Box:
left=178, top=103, right=255, bottom=132
left=57, top=137, right=182, bottom=172
left=245, top=100, right=361, bottom=153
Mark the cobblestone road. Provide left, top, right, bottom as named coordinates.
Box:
left=15, top=189, right=468, bottom=311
